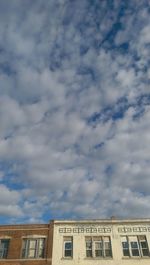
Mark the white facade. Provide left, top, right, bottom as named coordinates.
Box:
left=52, top=218, right=150, bottom=265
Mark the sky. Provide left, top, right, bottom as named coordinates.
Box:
left=0, top=0, right=150, bottom=224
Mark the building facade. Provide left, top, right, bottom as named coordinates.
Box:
left=0, top=223, right=53, bottom=265
left=0, top=218, right=150, bottom=264
left=52, top=218, right=150, bottom=265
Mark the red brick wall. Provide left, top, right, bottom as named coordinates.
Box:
left=0, top=224, right=52, bottom=265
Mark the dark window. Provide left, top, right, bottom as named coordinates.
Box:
left=86, top=240, right=92, bottom=257
left=121, top=235, right=149, bottom=258
left=139, top=236, right=149, bottom=257
left=64, top=237, right=73, bottom=258
left=85, top=236, right=112, bottom=258
left=122, top=241, right=130, bottom=256
left=131, top=241, right=139, bottom=256
left=95, top=241, right=103, bottom=257
left=0, top=239, right=10, bottom=259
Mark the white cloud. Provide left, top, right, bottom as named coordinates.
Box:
left=0, top=185, right=22, bottom=217
left=0, top=0, right=149, bottom=222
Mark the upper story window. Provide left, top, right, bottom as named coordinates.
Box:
left=86, top=238, right=92, bottom=257
left=121, top=235, right=149, bottom=258
left=63, top=237, right=73, bottom=258
left=22, top=238, right=45, bottom=259
left=0, top=239, right=10, bottom=259
left=85, top=236, right=112, bottom=258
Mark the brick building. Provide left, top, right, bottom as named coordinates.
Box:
left=0, top=223, right=53, bottom=265
left=1, top=218, right=150, bottom=265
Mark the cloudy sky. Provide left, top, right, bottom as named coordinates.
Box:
left=0, top=0, right=150, bottom=224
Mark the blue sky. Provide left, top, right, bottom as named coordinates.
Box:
left=0, top=0, right=150, bottom=224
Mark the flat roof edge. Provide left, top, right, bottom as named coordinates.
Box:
left=52, top=218, right=150, bottom=224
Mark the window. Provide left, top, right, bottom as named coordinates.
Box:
left=86, top=238, right=92, bottom=257
left=85, top=236, right=112, bottom=258
left=22, top=238, right=45, bottom=259
left=104, top=236, right=112, bottom=257
left=121, top=236, right=149, bottom=258
left=95, top=240, right=103, bottom=257
left=63, top=237, right=73, bottom=258
left=122, top=237, right=130, bottom=256
left=0, top=239, right=10, bottom=259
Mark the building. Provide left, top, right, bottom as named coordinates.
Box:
left=52, top=218, right=150, bottom=265
left=0, top=223, right=53, bottom=265
left=0, top=218, right=150, bottom=264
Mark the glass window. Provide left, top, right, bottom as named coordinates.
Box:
left=0, top=239, right=10, bottom=259
left=139, top=236, right=149, bottom=257
left=130, top=241, right=139, bottom=256
left=95, top=241, right=103, bottom=257
left=28, top=239, right=37, bottom=258
left=85, top=236, right=112, bottom=258
left=104, top=237, right=112, bottom=257
left=86, top=239, right=92, bottom=257
left=121, top=237, right=130, bottom=256
left=22, top=238, right=45, bottom=259
left=121, top=235, right=149, bottom=258
left=64, top=237, right=73, bottom=258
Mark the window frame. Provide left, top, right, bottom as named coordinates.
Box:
left=63, top=237, right=73, bottom=258
left=22, top=237, right=45, bottom=259
left=94, top=240, right=103, bottom=257
left=85, top=236, right=112, bottom=259
left=86, top=238, right=93, bottom=257
left=0, top=239, right=10, bottom=259
left=121, top=235, right=149, bottom=258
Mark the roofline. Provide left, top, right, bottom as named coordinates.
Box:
left=0, top=223, right=49, bottom=228
left=51, top=218, right=150, bottom=225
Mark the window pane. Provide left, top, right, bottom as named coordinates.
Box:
left=86, top=240, right=92, bottom=257
left=122, top=242, right=128, bottom=248
left=28, top=249, right=36, bottom=258
left=65, top=250, right=72, bottom=257
left=29, top=240, right=36, bottom=248
left=104, top=237, right=112, bottom=257
left=142, top=249, right=149, bottom=256
left=130, top=240, right=139, bottom=256
left=0, top=240, right=9, bottom=259
left=141, top=241, right=147, bottom=248
left=95, top=249, right=103, bottom=257
left=0, top=250, right=3, bottom=258
left=65, top=242, right=72, bottom=250
left=131, top=242, right=138, bottom=248
left=38, top=239, right=45, bottom=258
left=64, top=241, right=72, bottom=257
left=1, top=240, right=9, bottom=247
left=105, top=249, right=112, bottom=257
left=95, top=242, right=102, bottom=249
left=132, top=249, right=140, bottom=256
left=105, top=242, right=111, bottom=249
left=38, top=248, right=44, bottom=258
left=95, top=241, right=103, bottom=257
left=123, top=249, right=130, bottom=256
left=122, top=239, right=129, bottom=257
left=86, top=250, right=92, bottom=257
left=86, top=241, right=92, bottom=249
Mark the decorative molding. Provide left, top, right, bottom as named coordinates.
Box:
left=118, top=226, right=150, bottom=233
left=59, top=227, right=112, bottom=234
